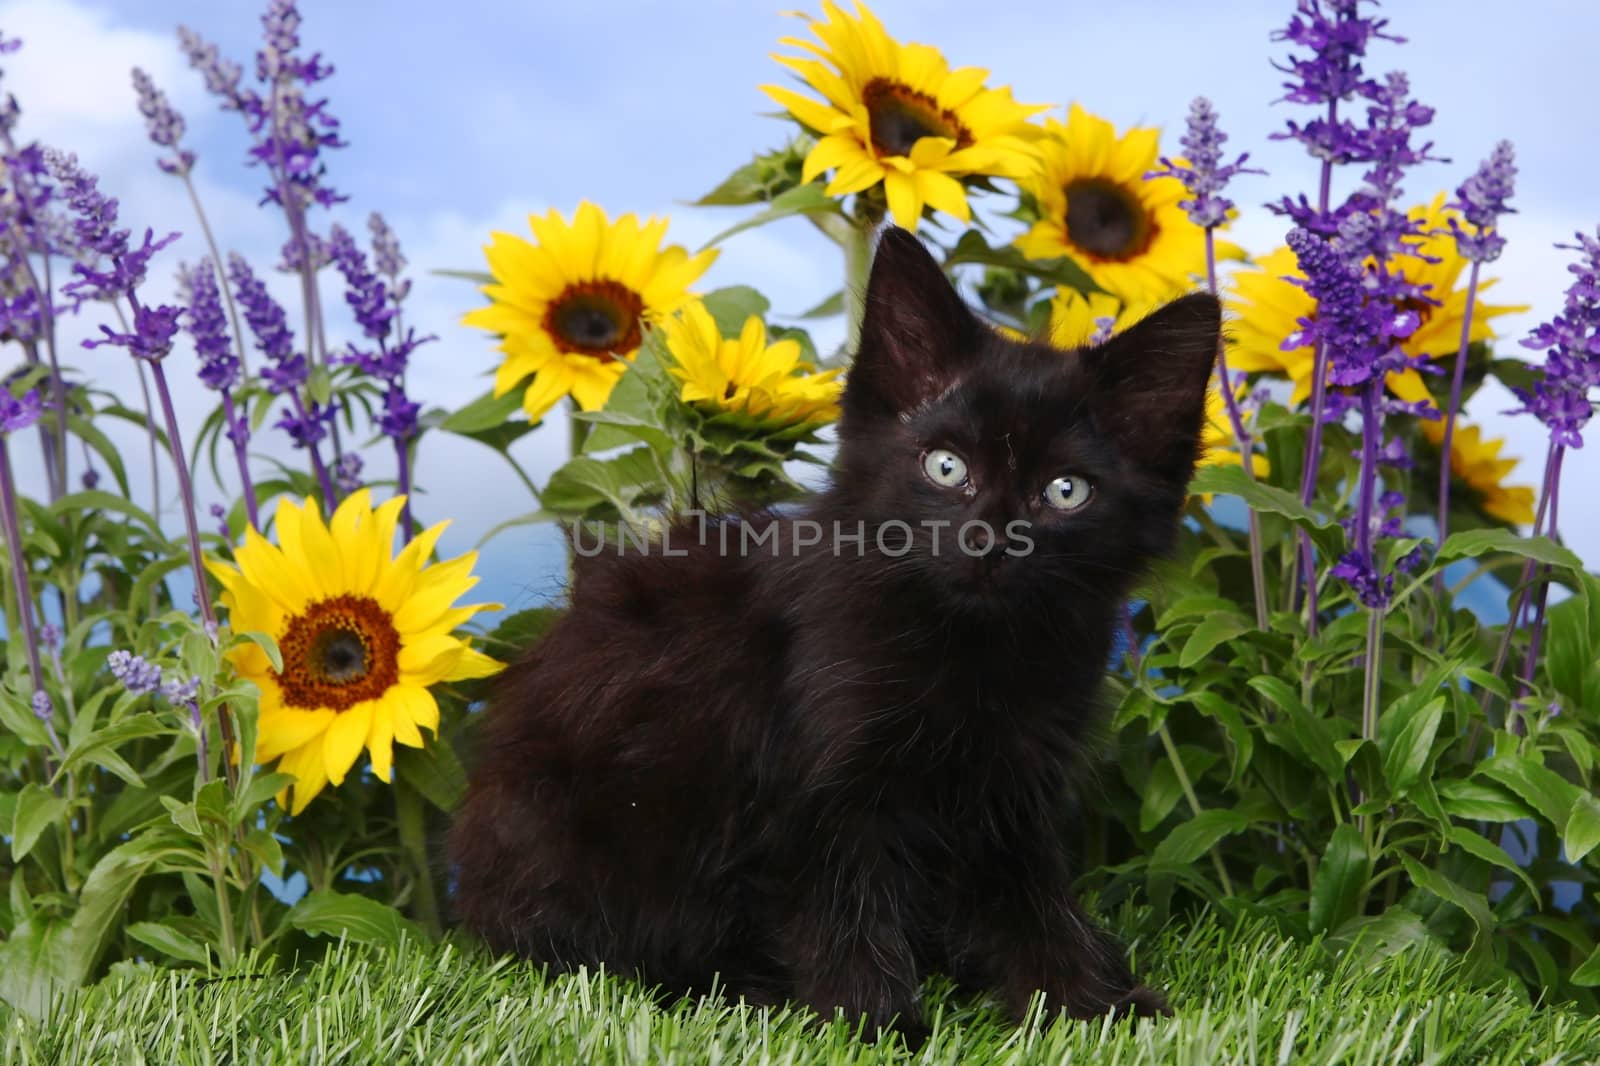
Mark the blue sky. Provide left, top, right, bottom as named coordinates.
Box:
left=1, top=0, right=1595, bottom=613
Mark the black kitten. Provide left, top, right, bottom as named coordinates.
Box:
left=450, top=227, right=1220, bottom=1036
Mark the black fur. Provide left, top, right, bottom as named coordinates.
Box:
left=449, top=226, right=1220, bottom=1036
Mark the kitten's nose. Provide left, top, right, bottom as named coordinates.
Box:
left=961, top=523, right=993, bottom=554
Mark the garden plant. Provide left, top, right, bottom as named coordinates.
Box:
left=1, top=0, right=1599, bottom=1060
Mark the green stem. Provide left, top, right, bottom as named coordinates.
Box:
left=1357, top=605, right=1383, bottom=834
left=210, top=851, right=239, bottom=965
left=1157, top=723, right=1234, bottom=896
left=395, top=780, right=442, bottom=938
left=842, top=218, right=874, bottom=356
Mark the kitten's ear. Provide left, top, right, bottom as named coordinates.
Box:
left=1082, top=292, right=1222, bottom=480
left=844, top=226, right=979, bottom=419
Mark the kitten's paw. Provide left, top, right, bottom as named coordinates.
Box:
left=1112, top=984, right=1172, bottom=1019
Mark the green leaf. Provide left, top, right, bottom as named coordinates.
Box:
left=701, top=286, right=772, bottom=337
left=1309, top=823, right=1370, bottom=936
left=1139, top=759, right=1185, bottom=833
left=1398, top=854, right=1494, bottom=952
left=288, top=891, right=421, bottom=950
left=10, top=784, right=67, bottom=862
left=1444, top=825, right=1539, bottom=899
left=1437, top=778, right=1533, bottom=822
left=1438, top=528, right=1583, bottom=572
left=65, top=834, right=194, bottom=985
left=237, top=630, right=284, bottom=674
left=701, top=183, right=840, bottom=249
left=485, top=606, right=564, bottom=652
left=1379, top=695, right=1444, bottom=799
left=1564, top=793, right=1600, bottom=864
left=432, top=268, right=495, bottom=285
left=540, top=448, right=665, bottom=519
left=440, top=388, right=526, bottom=436
left=1188, top=465, right=1335, bottom=530
left=1149, top=808, right=1250, bottom=870
left=795, top=290, right=844, bottom=320
left=395, top=741, right=468, bottom=813
left=692, top=157, right=769, bottom=206
left=1178, top=614, right=1251, bottom=669
left=1478, top=757, right=1583, bottom=829
left=1574, top=944, right=1600, bottom=987
left=942, top=229, right=1102, bottom=294
left=231, top=772, right=297, bottom=825
left=0, top=919, right=72, bottom=1018
left=126, top=921, right=210, bottom=966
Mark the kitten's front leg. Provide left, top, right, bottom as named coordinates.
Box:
left=959, top=829, right=1167, bottom=1023
left=781, top=840, right=924, bottom=1041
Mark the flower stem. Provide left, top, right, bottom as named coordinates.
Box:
left=395, top=435, right=414, bottom=541
left=843, top=217, right=874, bottom=355
left=133, top=358, right=163, bottom=525
left=1434, top=259, right=1482, bottom=598
left=1517, top=444, right=1564, bottom=694
left=146, top=357, right=239, bottom=788
left=395, top=779, right=442, bottom=938
left=180, top=167, right=252, bottom=381
left=1357, top=602, right=1383, bottom=833
left=0, top=435, right=51, bottom=723
left=1287, top=107, right=1339, bottom=633
left=1205, top=231, right=1269, bottom=630
left=288, top=390, right=338, bottom=512
left=220, top=390, right=259, bottom=530
left=1157, top=723, right=1234, bottom=896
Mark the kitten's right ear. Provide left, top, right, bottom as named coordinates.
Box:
left=844, top=226, right=979, bottom=419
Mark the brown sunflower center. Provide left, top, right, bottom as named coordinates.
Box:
left=278, top=594, right=401, bottom=711
left=861, top=78, right=972, bottom=157
left=1063, top=178, right=1155, bottom=261
left=543, top=280, right=645, bottom=360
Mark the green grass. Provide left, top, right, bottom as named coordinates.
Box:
left=5, top=911, right=1599, bottom=1064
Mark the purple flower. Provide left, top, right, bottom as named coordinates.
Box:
left=87, top=303, right=182, bottom=362
left=328, top=222, right=395, bottom=345
left=248, top=1, right=346, bottom=212
left=209, top=501, right=229, bottom=538
left=368, top=212, right=407, bottom=287
left=31, top=689, right=53, bottom=722
left=278, top=230, right=330, bottom=274
left=131, top=67, right=195, bottom=174
left=178, top=25, right=257, bottom=113
left=178, top=259, right=241, bottom=391
left=81, top=466, right=99, bottom=490
left=378, top=385, right=420, bottom=442
left=1514, top=228, right=1600, bottom=448
left=1150, top=97, right=1263, bottom=229
left=1449, top=141, right=1516, bottom=264
left=274, top=399, right=334, bottom=449
left=108, top=649, right=162, bottom=696
left=0, top=388, right=43, bottom=433
left=43, top=149, right=179, bottom=305
left=227, top=252, right=300, bottom=389
left=39, top=622, right=61, bottom=652
left=160, top=673, right=200, bottom=708
left=335, top=451, right=363, bottom=494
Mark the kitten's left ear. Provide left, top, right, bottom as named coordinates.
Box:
left=843, top=226, right=980, bottom=422
left=1081, top=292, right=1222, bottom=480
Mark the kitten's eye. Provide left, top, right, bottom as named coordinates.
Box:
left=921, top=449, right=969, bottom=489
left=1043, top=475, right=1093, bottom=512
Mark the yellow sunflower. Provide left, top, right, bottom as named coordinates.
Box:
left=1045, top=289, right=1260, bottom=476
left=1228, top=195, right=1526, bottom=407
left=762, top=1, right=1044, bottom=231
left=207, top=491, right=503, bottom=814
left=1016, top=104, right=1216, bottom=305
left=660, top=301, right=842, bottom=432
left=463, top=201, right=717, bottom=422
left=1387, top=371, right=1535, bottom=525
